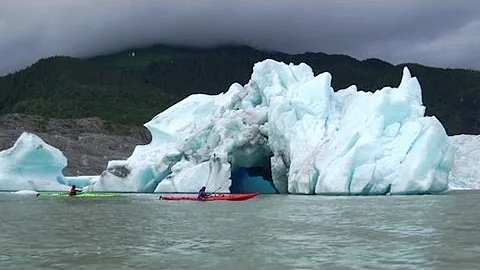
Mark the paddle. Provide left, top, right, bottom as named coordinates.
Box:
left=208, top=186, right=224, bottom=197
left=194, top=186, right=222, bottom=200
left=204, top=153, right=224, bottom=197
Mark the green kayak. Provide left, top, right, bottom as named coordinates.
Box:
left=37, top=193, right=121, bottom=198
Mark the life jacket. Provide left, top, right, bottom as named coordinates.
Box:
left=198, top=190, right=207, bottom=198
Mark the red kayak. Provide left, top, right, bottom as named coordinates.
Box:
left=160, top=193, right=259, bottom=201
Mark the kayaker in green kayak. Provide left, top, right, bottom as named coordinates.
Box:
left=197, top=186, right=210, bottom=200
left=68, top=185, right=82, bottom=196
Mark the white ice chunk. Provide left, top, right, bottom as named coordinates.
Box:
left=0, top=132, right=68, bottom=191
left=448, top=135, right=480, bottom=189
left=11, top=189, right=39, bottom=195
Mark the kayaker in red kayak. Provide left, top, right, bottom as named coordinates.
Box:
left=68, top=185, right=81, bottom=196
left=197, top=186, right=210, bottom=200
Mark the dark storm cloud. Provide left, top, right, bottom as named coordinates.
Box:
left=1, top=0, right=480, bottom=75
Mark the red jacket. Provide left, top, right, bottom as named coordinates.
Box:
left=69, top=188, right=77, bottom=196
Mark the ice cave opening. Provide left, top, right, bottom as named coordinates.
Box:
left=229, top=155, right=278, bottom=194
left=230, top=167, right=277, bottom=194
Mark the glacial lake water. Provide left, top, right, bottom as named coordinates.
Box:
left=0, top=191, right=479, bottom=270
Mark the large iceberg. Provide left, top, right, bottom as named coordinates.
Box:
left=87, top=59, right=454, bottom=195
left=0, top=132, right=69, bottom=191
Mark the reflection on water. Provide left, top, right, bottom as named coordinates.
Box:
left=0, top=192, right=479, bottom=269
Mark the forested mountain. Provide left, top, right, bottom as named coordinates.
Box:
left=1, top=44, right=479, bottom=135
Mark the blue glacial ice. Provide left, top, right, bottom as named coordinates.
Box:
left=83, top=59, right=455, bottom=195
left=0, top=132, right=69, bottom=191
left=230, top=168, right=277, bottom=194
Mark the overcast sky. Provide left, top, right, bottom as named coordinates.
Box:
left=1, top=0, right=480, bottom=75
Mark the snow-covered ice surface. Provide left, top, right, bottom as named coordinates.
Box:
left=449, top=135, right=480, bottom=189
left=0, top=132, right=69, bottom=191
left=11, top=189, right=39, bottom=195
left=86, top=59, right=454, bottom=195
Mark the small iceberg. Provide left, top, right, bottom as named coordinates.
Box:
left=11, top=189, right=39, bottom=195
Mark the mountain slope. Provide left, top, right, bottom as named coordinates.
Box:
left=0, top=56, right=176, bottom=125
left=1, top=44, right=479, bottom=135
